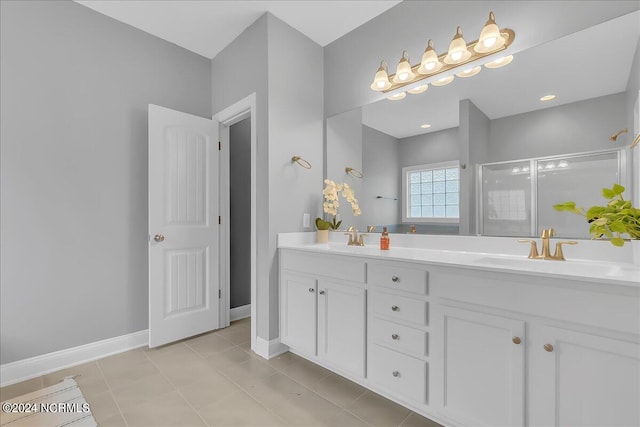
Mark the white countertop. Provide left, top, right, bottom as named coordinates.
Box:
left=278, top=233, right=640, bottom=288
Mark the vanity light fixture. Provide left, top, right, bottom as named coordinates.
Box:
left=484, top=55, right=513, bottom=68
left=431, top=75, right=455, bottom=87
left=387, top=92, right=407, bottom=101
left=370, top=12, right=515, bottom=94
left=393, top=51, right=415, bottom=84
left=408, top=84, right=429, bottom=94
left=558, top=161, right=569, bottom=168
left=540, top=94, right=556, bottom=102
left=420, top=123, right=432, bottom=129
left=456, top=66, right=481, bottom=78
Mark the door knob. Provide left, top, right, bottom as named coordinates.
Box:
left=512, top=336, right=521, bottom=345
left=391, top=276, right=399, bottom=282
left=391, top=305, right=399, bottom=312
left=544, top=344, right=554, bottom=352
left=392, top=371, right=400, bottom=377
left=154, top=234, right=165, bottom=242
left=308, top=288, right=315, bottom=293
left=391, top=334, right=399, bottom=340
left=319, top=290, right=325, bottom=295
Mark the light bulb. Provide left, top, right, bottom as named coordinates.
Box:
left=431, top=75, right=454, bottom=87
left=418, top=40, right=443, bottom=75
left=408, top=84, right=428, bottom=94
left=484, top=55, right=513, bottom=69
left=420, top=123, right=431, bottom=129
left=387, top=92, right=406, bottom=101
left=456, top=66, right=481, bottom=78
left=444, top=27, right=471, bottom=64
left=370, top=61, right=392, bottom=91
left=392, top=51, right=415, bottom=84
left=540, top=94, right=556, bottom=102
left=475, top=12, right=506, bottom=53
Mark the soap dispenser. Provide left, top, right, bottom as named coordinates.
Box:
left=380, top=227, right=390, bottom=250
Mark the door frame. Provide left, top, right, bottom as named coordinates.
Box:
left=214, top=93, right=257, bottom=353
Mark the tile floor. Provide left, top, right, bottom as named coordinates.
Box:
left=0, top=318, right=442, bottom=427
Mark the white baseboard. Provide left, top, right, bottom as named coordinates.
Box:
left=0, top=330, right=148, bottom=388
left=230, top=304, right=251, bottom=321
left=254, top=336, right=289, bottom=360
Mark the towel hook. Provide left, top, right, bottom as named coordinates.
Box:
left=345, top=167, right=363, bottom=178
left=291, top=156, right=312, bottom=169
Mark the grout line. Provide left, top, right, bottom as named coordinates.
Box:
left=94, top=355, right=130, bottom=427
left=141, top=345, right=212, bottom=427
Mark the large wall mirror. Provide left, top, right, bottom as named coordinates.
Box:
left=325, top=11, right=640, bottom=238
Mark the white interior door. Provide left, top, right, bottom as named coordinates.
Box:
left=148, top=104, right=219, bottom=348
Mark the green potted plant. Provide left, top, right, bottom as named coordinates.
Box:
left=554, top=184, right=639, bottom=265
left=316, top=179, right=361, bottom=243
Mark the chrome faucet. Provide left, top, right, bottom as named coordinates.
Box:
left=518, top=228, right=578, bottom=261
left=345, top=227, right=369, bottom=246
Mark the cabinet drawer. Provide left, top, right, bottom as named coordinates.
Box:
left=372, top=291, right=428, bottom=326
left=369, top=263, right=428, bottom=295
left=370, top=317, right=428, bottom=357
left=369, top=344, right=427, bottom=404
left=281, top=250, right=366, bottom=283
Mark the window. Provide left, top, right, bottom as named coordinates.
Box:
left=402, top=161, right=460, bottom=223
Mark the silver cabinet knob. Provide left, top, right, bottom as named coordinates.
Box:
left=391, top=305, right=399, bottom=312
left=392, top=371, right=400, bottom=377
left=391, top=276, right=399, bottom=283
left=308, top=288, right=315, bottom=293
left=391, top=334, right=399, bottom=340
left=319, top=290, right=325, bottom=295
left=154, top=234, right=165, bottom=242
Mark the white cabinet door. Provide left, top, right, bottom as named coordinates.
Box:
left=439, top=306, right=525, bottom=427
left=530, top=326, right=640, bottom=427
left=280, top=272, right=317, bottom=356
left=317, top=280, right=367, bottom=378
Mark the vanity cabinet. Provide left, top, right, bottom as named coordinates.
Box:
left=430, top=267, right=640, bottom=427
left=437, top=305, right=525, bottom=426
left=278, top=245, right=640, bottom=427
left=280, top=272, right=317, bottom=356
left=529, top=326, right=640, bottom=427
left=279, top=250, right=367, bottom=379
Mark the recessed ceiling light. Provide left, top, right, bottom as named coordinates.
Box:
left=387, top=92, right=406, bottom=101
left=408, top=84, right=428, bottom=94
left=420, top=123, right=432, bottom=129
left=432, top=75, right=455, bottom=87
left=540, top=94, right=556, bottom=102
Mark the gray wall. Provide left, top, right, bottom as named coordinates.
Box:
left=362, top=126, right=400, bottom=228
left=488, top=92, right=629, bottom=162
left=229, top=118, right=251, bottom=308
left=212, top=13, right=324, bottom=340
left=398, top=127, right=459, bottom=167
left=460, top=100, right=490, bottom=235
left=323, top=1, right=639, bottom=117
left=0, top=0, right=212, bottom=363
left=326, top=108, right=363, bottom=230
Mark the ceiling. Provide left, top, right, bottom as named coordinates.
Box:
left=362, top=11, right=640, bottom=139
left=76, top=0, right=401, bottom=58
